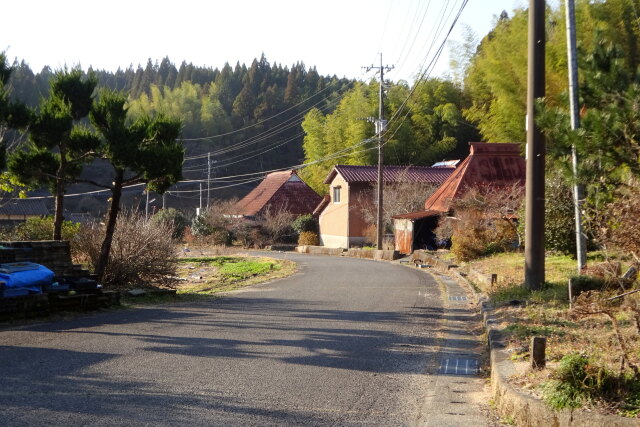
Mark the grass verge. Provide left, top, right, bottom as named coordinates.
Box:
left=122, top=255, right=297, bottom=305
left=462, top=250, right=640, bottom=418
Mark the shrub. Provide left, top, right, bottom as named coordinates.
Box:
left=541, top=353, right=619, bottom=410
left=259, top=205, right=295, bottom=244
left=570, top=275, right=606, bottom=296
left=440, top=184, right=524, bottom=262
left=72, top=210, right=177, bottom=287
left=249, top=227, right=270, bottom=249
left=230, top=220, right=258, bottom=248
left=292, top=214, right=318, bottom=234
left=542, top=354, right=596, bottom=409
left=14, top=216, right=80, bottom=241
left=151, top=208, right=189, bottom=240
left=191, top=199, right=238, bottom=245
left=598, top=179, right=640, bottom=260
left=298, top=231, right=319, bottom=246
left=191, top=214, right=213, bottom=237
left=363, top=224, right=377, bottom=246
left=544, top=175, right=578, bottom=255
left=450, top=225, right=487, bottom=262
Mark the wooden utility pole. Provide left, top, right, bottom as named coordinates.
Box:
left=363, top=54, right=393, bottom=250
left=525, top=0, right=546, bottom=290
left=565, top=0, right=587, bottom=272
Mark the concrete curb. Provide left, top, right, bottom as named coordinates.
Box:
left=448, top=269, right=638, bottom=427
left=295, top=245, right=345, bottom=256
left=295, top=246, right=400, bottom=261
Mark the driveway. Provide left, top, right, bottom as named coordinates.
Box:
left=0, top=253, right=489, bottom=426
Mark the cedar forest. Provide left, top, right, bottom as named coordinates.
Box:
left=1, top=0, right=639, bottom=236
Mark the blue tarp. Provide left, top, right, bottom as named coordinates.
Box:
left=0, top=264, right=54, bottom=294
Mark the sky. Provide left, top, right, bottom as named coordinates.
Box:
left=1, top=0, right=531, bottom=83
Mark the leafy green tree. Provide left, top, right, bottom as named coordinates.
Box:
left=8, top=69, right=100, bottom=240
left=300, top=79, right=477, bottom=193
left=404, top=78, right=477, bottom=164
left=464, top=7, right=568, bottom=142
left=300, top=82, right=376, bottom=192
left=89, top=89, right=184, bottom=280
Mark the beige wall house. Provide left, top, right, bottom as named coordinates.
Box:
left=315, top=165, right=454, bottom=248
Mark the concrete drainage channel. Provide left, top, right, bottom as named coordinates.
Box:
left=439, top=264, right=640, bottom=427
left=417, top=267, right=490, bottom=426
left=436, top=273, right=483, bottom=379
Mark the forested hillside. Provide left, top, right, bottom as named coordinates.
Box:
left=7, top=55, right=354, bottom=184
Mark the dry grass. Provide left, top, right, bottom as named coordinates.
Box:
left=465, top=251, right=640, bottom=417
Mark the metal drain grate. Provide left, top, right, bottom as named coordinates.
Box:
left=439, top=358, right=479, bottom=375
left=448, top=296, right=468, bottom=301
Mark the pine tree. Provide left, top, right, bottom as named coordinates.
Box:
left=89, top=89, right=184, bottom=280
left=8, top=68, right=100, bottom=239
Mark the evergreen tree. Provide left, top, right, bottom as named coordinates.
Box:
left=8, top=69, right=100, bottom=239
left=0, top=54, right=30, bottom=158
left=89, top=89, right=184, bottom=280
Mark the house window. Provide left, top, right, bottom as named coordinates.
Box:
left=333, top=186, right=341, bottom=203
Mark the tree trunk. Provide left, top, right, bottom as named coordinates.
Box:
left=53, top=146, right=67, bottom=240
left=95, top=169, right=124, bottom=281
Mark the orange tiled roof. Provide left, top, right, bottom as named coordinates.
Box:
left=424, top=142, right=526, bottom=212
left=234, top=170, right=322, bottom=217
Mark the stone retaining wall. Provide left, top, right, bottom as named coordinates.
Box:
left=411, top=251, right=457, bottom=273
left=0, top=291, right=120, bottom=322
left=0, top=240, right=90, bottom=278
left=296, top=245, right=345, bottom=256
left=345, top=248, right=399, bottom=261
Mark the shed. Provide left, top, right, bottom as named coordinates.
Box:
left=394, top=142, right=526, bottom=254
left=393, top=210, right=442, bottom=254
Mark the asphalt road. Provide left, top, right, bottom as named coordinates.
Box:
left=0, top=253, right=488, bottom=426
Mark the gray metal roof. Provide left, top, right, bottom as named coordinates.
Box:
left=325, top=165, right=454, bottom=185
left=0, top=199, right=51, bottom=217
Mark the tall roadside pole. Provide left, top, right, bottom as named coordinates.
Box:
left=364, top=54, right=393, bottom=250
left=207, top=152, right=211, bottom=209
left=565, top=0, right=587, bottom=272
left=525, top=0, right=546, bottom=290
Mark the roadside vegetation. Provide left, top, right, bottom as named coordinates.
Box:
left=175, top=256, right=296, bottom=295
left=465, top=250, right=640, bottom=417
left=437, top=176, right=640, bottom=418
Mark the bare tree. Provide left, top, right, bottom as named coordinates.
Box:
left=356, top=168, right=439, bottom=233
left=259, top=203, right=295, bottom=244
left=436, top=183, right=525, bottom=261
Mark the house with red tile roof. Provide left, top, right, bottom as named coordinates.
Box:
left=393, top=142, right=526, bottom=254
left=233, top=170, right=322, bottom=218
left=316, top=165, right=454, bottom=248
